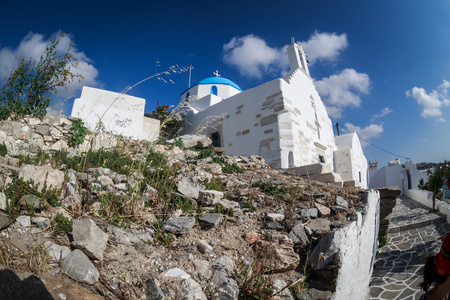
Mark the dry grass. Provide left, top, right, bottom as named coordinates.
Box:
left=0, top=239, right=48, bottom=274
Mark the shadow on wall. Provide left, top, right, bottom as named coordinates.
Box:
left=0, top=269, right=54, bottom=300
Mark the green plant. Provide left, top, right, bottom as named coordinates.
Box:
left=68, top=118, right=88, bottom=146
left=98, top=193, right=137, bottom=227
left=419, top=161, right=450, bottom=211
left=173, top=138, right=184, bottom=149
left=203, top=177, right=224, bottom=191
left=0, top=32, right=83, bottom=119
left=236, top=259, right=275, bottom=299
left=378, top=236, right=387, bottom=248
left=246, top=200, right=257, bottom=212
left=53, top=213, right=72, bottom=236
left=153, top=219, right=175, bottom=247
left=144, top=102, right=185, bottom=139
left=214, top=203, right=233, bottom=216
left=223, top=163, right=244, bottom=174
left=0, top=142, right=7, bottom=156
left=3, top=178, right=57, bottom=219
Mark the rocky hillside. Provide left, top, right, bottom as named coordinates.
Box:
left=0, top=115, right=366, bottom=300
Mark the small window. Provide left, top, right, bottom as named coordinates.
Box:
left=211, top=132, right=221, bottom=147
left=319, top=155, right=325, bottom=163
left=210, top=85, right=218, bottom=96
left=359, top=172, right=361, bottom=183
left=288, top=151, right=294, bottom=168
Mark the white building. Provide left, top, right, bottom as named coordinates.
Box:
left=369, top=159, right=428, bottom=195
left=179, top=38, right=368, bottom=188
left=71, top=86, right=160, bottom=141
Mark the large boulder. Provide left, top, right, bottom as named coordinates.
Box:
left=71, top=218, right=108, bottom=261
left=18, top=165, right=64, bottom=192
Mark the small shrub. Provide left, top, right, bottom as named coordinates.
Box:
left=378, top=236, right=387, bottom=248
left=144, top=102, right=185, bottom=139
left=53, top=213, right=72, bottom=236
left=153, top=219, right=175, bottom=247
left=3, top=178, right=54, bottom=219
left=0, top=142, right=7, bottom=156
left=246, top=200, right=257, bottom=212
left=0, top=32, right=83, bottom=120
left=214, top=203, right=233, bottom=216
left=223, top=163, right=244, bottom=174
left=99, top=194, right=136, bottom=227
left=236, top=260, right=275, bottom=299
left=68, top=118, right=87, bottom=146
left=203, top=177, right=224, bottom=191
left=173, top=138, right=184, bottom=150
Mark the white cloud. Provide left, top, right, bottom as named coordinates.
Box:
left=344, top=122, right=383, bottom=147
left=406, top=80, right=450, bottom=119
left=314, top=68, right=370, bottom=118
left=372, top=107, right=393, bottom=119
left=222, top=32, right=348, bottom=79
left=222, top=35, right=286, bottom=79
left=0, top=31, right=99, bottom=98
left=302, top=31, right=348, bottom=65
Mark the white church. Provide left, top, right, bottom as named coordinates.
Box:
left=178, top=38, right=368, bottom=188
left=70, top=38, right=368, bottom=188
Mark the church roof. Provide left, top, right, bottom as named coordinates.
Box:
left=197, top=77, right=243, bottom=91
left=181, top=77, right=243, bottom=95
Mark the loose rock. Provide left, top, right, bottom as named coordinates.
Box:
left=61, top=249, right=100, bottom=285
left=72, top=218, right=108, bottom=261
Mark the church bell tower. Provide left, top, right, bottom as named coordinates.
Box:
left=287, top=37, right=310, bottom=76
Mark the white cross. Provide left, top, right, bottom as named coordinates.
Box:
left=213, top=70, right=221, bottom=77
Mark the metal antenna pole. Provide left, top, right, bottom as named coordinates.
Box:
left=188, top=65, right=193, bottom=88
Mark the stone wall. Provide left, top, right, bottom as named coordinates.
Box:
left=307, top=190, right=380, bottom=299
left=376, top=186, right=401, bottom=237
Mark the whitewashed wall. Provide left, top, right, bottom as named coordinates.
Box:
left=181, top=69, right=338, bottom=169
left=307, top=190, right=380, bottom=299
left=279, top=68, right=336, bottom=169
left=333, top=190, right=380, bottom=299
left=334, top=133, right=368, bottom=189
left=71, top=87, right=159, bottom=141
left=369, top=160, right=429, bottom=194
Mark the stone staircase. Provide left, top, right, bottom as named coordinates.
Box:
left=368, top=196, right=450, bottom=300
left=288, top=163, right=344, bottom=187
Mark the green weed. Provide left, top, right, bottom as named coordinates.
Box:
left=222, top=163, right=244, bottom=174
left=153, top=219, right=175, bottom=247
left=203, top=177, right=224, bottom=191
left=173, top=138, right=184, bottom=149
left=68, top=118, right=87, bottom=146
left=53, top=213, right=72, bottom=236
left=0, top=142, right=7, bottom=156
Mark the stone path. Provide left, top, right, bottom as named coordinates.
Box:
left=368, top=196, right=450, bottom=300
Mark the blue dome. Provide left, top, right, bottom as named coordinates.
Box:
left=197, top=77, right=242, bottom=91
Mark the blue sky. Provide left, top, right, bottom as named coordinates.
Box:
left=0, top=1, right=449, bottom=167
